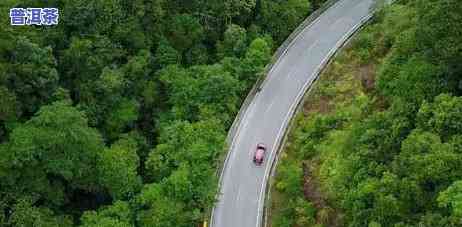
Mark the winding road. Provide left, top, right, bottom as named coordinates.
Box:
left=211, top=0, right=376, bottom=226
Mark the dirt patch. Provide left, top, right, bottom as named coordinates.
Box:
left=303, top=95, right=332, bottom=115
left=302, top=161, right=325, bottom=208
left=302, top=160, right=344, bottom=227
left=358, top=63, right=376, bottom=92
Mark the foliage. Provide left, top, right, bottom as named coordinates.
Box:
left=438, top=181, right=462, bottom=218
left=98, top=137, right=142, bottom=200
left=1, top=102, right=105, bottom=206
left=8, top=198, right=72, bottom=227
left=80, top=201, right=133, bottom=227
left=258, top=0, right=311, bottom=43
left=0, top=0, right=312, bottom=225
left=217, top=24, right=248, bottom=59
left=6, top=37, right=59, bottom=115
left=159, top=64, right=242, bottom=124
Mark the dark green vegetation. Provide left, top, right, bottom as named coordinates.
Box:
left=271, top=0, right=462, bottom=226
left=0, top=0, right=315, bottom=226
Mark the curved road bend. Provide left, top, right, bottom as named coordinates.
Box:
left=211, top=0, right=375, bottom=227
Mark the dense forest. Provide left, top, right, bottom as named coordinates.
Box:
left=272, top=0, right=462, bottom=226
left=0, top=0, right=316, bottom=226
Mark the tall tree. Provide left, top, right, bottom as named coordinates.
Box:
left=98, top=137, right=142, bottom=200
left=2, top=101, right=104, bottom=207
left=80, top=201, right=134, bottom=227
left=6, top=37, right=59, bottom=115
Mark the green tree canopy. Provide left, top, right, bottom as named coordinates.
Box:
left=80, top=201, right=134, bottom=227
left=98, top=137, right=142, bottom=200
left=2, top=101, right=104, bottom=206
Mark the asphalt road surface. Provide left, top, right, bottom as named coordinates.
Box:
left=211, top=0, right=375, bottom=226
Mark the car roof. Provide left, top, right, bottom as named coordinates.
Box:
left=255, top=149, right=265, bottom=159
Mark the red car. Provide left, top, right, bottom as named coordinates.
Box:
left=253, top=143, right=266, bottom=165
